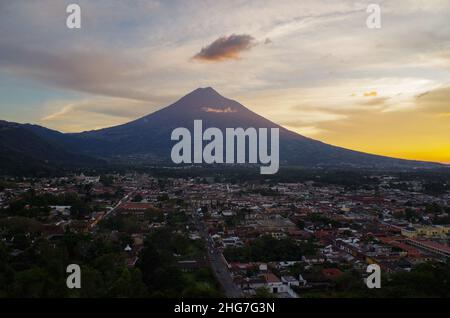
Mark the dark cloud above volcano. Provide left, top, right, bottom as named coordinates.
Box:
left=193, top=34, right=255, bottom=62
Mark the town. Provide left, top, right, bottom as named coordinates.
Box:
left=0, top=168, right=449, bottom=297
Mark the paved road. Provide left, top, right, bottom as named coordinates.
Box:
left=192, top=209, right=242, bottom=298
left=103, top=192, right=134, bottom=219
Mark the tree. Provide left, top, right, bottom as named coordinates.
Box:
left=425, top=203, right=443, bottom=215
left=132, top=194, right=143, bottom=202
left=99, top=175, right=114, bottom=187
left=70, top=200, right=91, bottom=219
left=223, top=236, right=316, bottom=263
left=138, top=242, right=185, bottom=297
left=254, top=287, right=277, bottom=298
left=108, top=268, right=148, bottom=298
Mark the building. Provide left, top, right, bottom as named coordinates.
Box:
left=50, top=205, right=72, bottom=216
left=76, top=173, right=100, bottom=184
left=405, top=239, right=450, bottom=260
left=118, top=202, right=159, bottom=220
left=401, top=225, right=450, bottom=239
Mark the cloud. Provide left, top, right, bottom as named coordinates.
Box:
left=283, top=124, right=323, bottom=136
left=0, top=42, right=165, bottom=102
left=193, top=34, right=256, bottom=62
left=294, top=85, right=450, bottom=163
left=282, top=110, right=347, bottom=125
left=362, top=97, right=390, bottom=107
left=415, top=85, right=450, bottom=113
left=363, top=91, right=378, bottom=97
left=202, top=107, right=237, bottom=113
left=40, top=97, right=156, bottom=132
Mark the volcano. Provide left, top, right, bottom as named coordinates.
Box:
left=0, top=87, right=444, bottom=172
left=71, top=87, right=440, bottom=169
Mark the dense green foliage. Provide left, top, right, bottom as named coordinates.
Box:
left=3, top=190, right=91, bottom=219
left=0, top=227, right=147, bottom=297
left=298, top=262, right=450, bottom=298
left=0, top=217, right=221, bottom=298
left=137, top=228, right=222, bottom=297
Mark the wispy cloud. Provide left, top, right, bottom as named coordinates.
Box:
left=202, top=106, right=237, bottom=113
left=285, top=85, right=450, bottom=162
left=40, top=97, right=156, bottom=132
left=363, top=91, right=378, bottom=97
left=362, top=97, right=390, bottom=107
left=0, top=42, right=168, bottom=102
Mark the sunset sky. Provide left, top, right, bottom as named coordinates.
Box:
left=0, top=0, right=449, bottom=163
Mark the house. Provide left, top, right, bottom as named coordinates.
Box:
left=262, top=273, right=288, bottom=294
left=118, top=202, right=159, bottom=220
left=302, top=255, right=326, bottom=265
left=271, top=232, right=287, bottom=240
left=222, top=210, right=235, bottom=217
left=239, top=272, right=290, bottom=295
left=241, top=277, right=266, bottom=294
left=221, top=236, right=243, bottom=248
left=50, top=205, right=72, bottom=216
left=281, top=275, right=300, bottom=287
left=322, top=268, right=343, bottom=281
left=277, top=261, right=300, bottom=269
left=76, top=173, right=100, bottom=185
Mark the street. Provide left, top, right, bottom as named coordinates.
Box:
left=192, top=209, right=242, bottom=298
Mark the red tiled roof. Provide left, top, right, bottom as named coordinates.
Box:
left=119, top=202, right=155, bottom=210
left=322, top=268, right=343, bottom=280
left=263, top=273, right=281, bottom=283
left=411, top=239, right=450, bottom=254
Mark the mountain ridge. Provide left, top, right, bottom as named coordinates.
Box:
left=0, top=87, right=446, bottom=172
left=0, top=120, right=104, bottom=174
left=72, top=87, right=441, bottom=168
